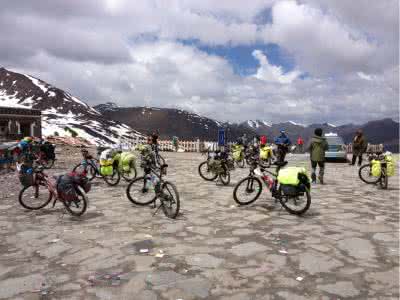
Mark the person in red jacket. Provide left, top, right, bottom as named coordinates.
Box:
left=297, top=136, right=304, bottom=153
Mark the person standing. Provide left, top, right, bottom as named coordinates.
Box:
left=308, top=128, right=328, bottom=184
left=274, top=130, right=291, bottom=162
left=172, top=136, right=179, bottom=152
left=350, top=130, right=367, bottom=166
left=297, top=136, right=304, bottom=153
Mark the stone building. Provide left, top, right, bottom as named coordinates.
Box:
left=0, top=106, right=42, bottom=141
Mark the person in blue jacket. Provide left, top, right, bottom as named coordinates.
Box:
left=274, top=130, right=291, bottom=162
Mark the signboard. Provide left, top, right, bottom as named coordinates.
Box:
left=218, top=128, right=225, bottom=146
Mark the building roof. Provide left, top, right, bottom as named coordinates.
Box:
left=0, top=106, right=41, bottom=116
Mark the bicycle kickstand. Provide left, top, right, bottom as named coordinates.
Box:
left=152, top=201, right=163, bottom=217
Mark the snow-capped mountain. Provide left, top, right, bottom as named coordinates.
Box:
left=0, top=67, right=143, bottom=145
left=246, top=120, right=272, bottom=129
left=95, top=104, right=255, bottom=141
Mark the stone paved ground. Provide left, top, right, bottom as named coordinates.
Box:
left=0, top=151, right=399, bottom=300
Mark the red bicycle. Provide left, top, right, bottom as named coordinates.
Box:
left=18, top=166, right=89, bottom=216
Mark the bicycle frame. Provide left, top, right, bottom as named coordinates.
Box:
left=34, top=170, right=60, bottom=207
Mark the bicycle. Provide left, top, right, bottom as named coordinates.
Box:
left=198, top=149, right=234, bottom=185
left=126, top=162, right=180, bottom=219
left=73, top=149, right=121, bottom=186
left=151, top=144, right=166, bottom=168
left=233, top=160, right=311, bottom=215
left=18, top=166, right=88, bottom=216
left=359, top=152, right=389, bottom=189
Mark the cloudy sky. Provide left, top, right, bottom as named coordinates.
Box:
left=0, top=0, right=398, bottom=125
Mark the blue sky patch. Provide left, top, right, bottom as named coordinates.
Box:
left=181, top=40, right=296, bottom=77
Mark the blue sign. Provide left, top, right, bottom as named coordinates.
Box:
left=218, top=128, right=225, bottom=146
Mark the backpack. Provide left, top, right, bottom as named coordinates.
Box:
left=40, top=143, right=55, bottom=160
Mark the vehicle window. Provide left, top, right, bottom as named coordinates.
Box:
left=326, top=137, right=344, bottom=145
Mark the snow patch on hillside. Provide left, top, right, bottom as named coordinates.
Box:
left=24, top=74, right=48, bottom=94
left=0, top=90, right=28, bottom=108
left=289, top=121, right=306, bottom=127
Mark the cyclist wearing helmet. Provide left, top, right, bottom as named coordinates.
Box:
left=274, top=130, right=291, bottom=162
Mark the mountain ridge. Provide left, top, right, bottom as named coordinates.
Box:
left=0, top=68, right=142, bottom=145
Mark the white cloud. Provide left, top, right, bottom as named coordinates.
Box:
left=261, top=0, right=377, bottom=75
left=357, top=72, right=373, bottom=81
left=0, top=0, right=397, bottom=125
left=252, top=50, right=301, bottom=83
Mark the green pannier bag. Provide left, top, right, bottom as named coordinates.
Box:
left=277, top=167, right=307, bottom=186
left=371, top=160, right=381, bottom=177
left=119, top=152, right=136, bottom=172
left=209, top=158, right=223, bottom=173
left=384, top=155, right=395, bottom=177
left=100, top=165, right=113, bottom=176
left=100, top=158, right=114, bottom=176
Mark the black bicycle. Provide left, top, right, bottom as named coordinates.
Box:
left=126, top=162, right=180, bottom=219
left=233, top=160, right=311, bottom=215
left=151, top=144, right=166, bottom=168
left=73, top=149, right=120, bottom=186
left=198, top=149, right=233, bottom=185
left=359, top=152, right=388, bottom=189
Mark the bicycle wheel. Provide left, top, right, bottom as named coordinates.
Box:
left=219, top=170, right=230, bottom=185
left=235, top=156, right=245, bottom=168
left=19, top=184, right=53, bottom=210
left=62, top=185, right=88, bottom=216
left=379, top=168, right=388, bottom=189
left=279, top=187, right=311, bottom=215
left=160, top=181, right=180, bottom=219
left=103, top=168, right=121, bottom=186
left=198, top=161, right=218, bottom=181
left=73, top=163, right=96, bottom=181
left=233, top=176, right=262, bottom=205
left=122, top=162, right=137, bottom=182
left=359, top=164, right=380, bottom=184
left=126, top=176, right=157, bottom=205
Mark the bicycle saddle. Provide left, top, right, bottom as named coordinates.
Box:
left=273, top=161, right=288, bottom=167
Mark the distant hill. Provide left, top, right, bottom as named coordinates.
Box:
left=95, top=103, right=255, bottom=141
left=97, top=102, right=399, bottom=152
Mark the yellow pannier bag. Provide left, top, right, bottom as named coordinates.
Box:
left=277, top=167, right=307, bottom=186
left=371, top=159, right=381, bottom=177
left=231, top=145, right=243, bottom=161
left=260, top=146, right=272, bottom=160
left=384, top=155, right=395, bottom=177
left=100, top=158, right=114, bottom=176
left=232, top=151, right=241, bottom=161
